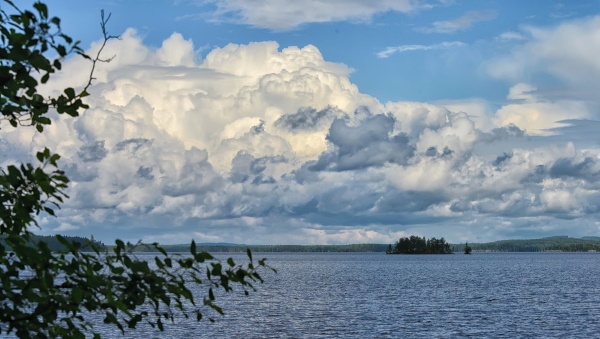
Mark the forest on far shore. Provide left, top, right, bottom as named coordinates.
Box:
left=0, top=235, right=105, bottom=251
left=10, top=235, right=600, bottom=253
left=450, top=236, right=600, bottom=253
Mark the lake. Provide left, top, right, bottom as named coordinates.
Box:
left=4, top=252, right=600, bottom=338
left=107, top=252, right=600, bottom=338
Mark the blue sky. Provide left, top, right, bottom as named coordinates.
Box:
left=51, top=0, right=595, bottom=104
left=4, top=0, right=600, bottom=244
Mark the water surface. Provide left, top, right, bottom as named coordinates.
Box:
left=121, top=252, right=600, bottom=338
left=5, top=252, right=600, bottom=338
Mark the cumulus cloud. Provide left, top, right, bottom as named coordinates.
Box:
left=193, top=0, right=436, bottom=30
left=53, top=223, right=80, bottom=232
left=309, top=113, right=414, bottom=171
left=274, top=106, right=341, bottom=131
left=493, top=83, right=589, bottom=135
left=481, top=14, right=600, bottom=167
left=376, top=41, right=465, bottom=58
left=488, top=16, right=600, bottom=94
left=3, top=28, right=600, bottom=244
left=420, top=10, right=497, bottom=34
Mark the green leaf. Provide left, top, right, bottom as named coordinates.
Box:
left=71, top=288, right=83, bottom=303
left=56, top=45, right=67, bottom=57
left=33, top=3, right=48, bottom=18
left=64, top=87, right=75, bottom=99
left=37, top=116, right=51, bottom=125
left=115, top=239, right=125, bottom=249
left=0, top=3, right=272, bottom=336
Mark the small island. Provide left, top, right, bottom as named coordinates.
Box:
left=387, top=235, right=453, bottom=254
left=464, top=242, right=472, bottom=254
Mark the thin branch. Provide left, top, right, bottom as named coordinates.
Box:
left=81, top=10, right=120, bottom=95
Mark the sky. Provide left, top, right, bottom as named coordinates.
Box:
left=3, top=0, right=600, bottom=245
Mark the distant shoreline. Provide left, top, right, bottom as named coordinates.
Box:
left=17, top=235, right=600, bottom=253
left=109, top=236, right=600, bottom=253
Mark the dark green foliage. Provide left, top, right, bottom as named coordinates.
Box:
left=453, top=237, right=600, bottom=252
left=0, top=2, right=270, bottom=338
left=464, top=242, right=472, bottom=254
left=388, top=235, right=453, bottom=254
left=0, top=0, right=91, bottom=131
left=0, top=236, right=269, bottom=338
left=119, top=243, right=391, bottom=253
left=0, top=234, right=106, bottom=251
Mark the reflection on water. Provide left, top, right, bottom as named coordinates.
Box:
left=3, top=252, right=600, bottom=338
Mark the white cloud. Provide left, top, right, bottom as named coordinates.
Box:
left=194, top=0, right=434, bottom=30
left=421, top=10, right=496, bottom=34
left=376, top=41, right=465, bottom=58
left=53, top=223, right=80, bottom=232
left=493, top=83, right=590, bottom=135
left=497, top=31, right=527, bottom=42
left=488, top=16, right=600, bottom=91
left=435, top=98, right=494, bottom=131
left=4, top=29, right=600, bottom=245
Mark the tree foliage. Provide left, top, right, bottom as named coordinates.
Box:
left=464, top=242, right=472, bottom=254
left=388, top=235, right=452, bottom=254
left=458, top=237, right=600, bottom=252
left=0, top=234, right=105, bottom=251
left=0, top=0, right=90, bottom=131
left=123, top=243, right=391, bottom=253
left=0, top=2, right=270, bottom=338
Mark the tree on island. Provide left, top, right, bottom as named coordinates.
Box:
left=386, top=244, right=393, bottom=253
left=388, top=235, right=453, bottom=254
left=0, top=2, right=269, bottom=338
left=464, top=242, right=472, bottom=254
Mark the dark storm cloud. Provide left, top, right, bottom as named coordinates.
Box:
left=250, top=120, right=265, bottom=134
left=425, top=146, right=453, bottom=158
left=136, top=166, right=154, bottom=180
left=274, top=106, right=338, bottom=131
left=371, top=189, right=447, bottom=213
left=77, top=141, right=108, bottom=162
left=521, top=164, right=548, bottom=184
left=493, top=152, right=513, bottom=167
left=480, top=124, right=525, bottom=142
left=310, top=114, right=414, bottom=171
left=550, top=157, right=600, bottom=182
left=540, top=120, right=600, bottom=148
left=314, top=183, right=382, bottom=214
left=289, top=163, right=321, bottom=184
left=230, top=151, right=286, bottom=184
left=114, top=138, right=153, bottom=153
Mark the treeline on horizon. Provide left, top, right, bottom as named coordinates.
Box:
left=12, top=235, right=600, bottom=253
left=143, top=236, right=600, bottom=253
left=0, top=235, right=105, bottom=252
left=124, top=243, right=390, bottom=253
left=452, top=236, right=600, bottom=253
